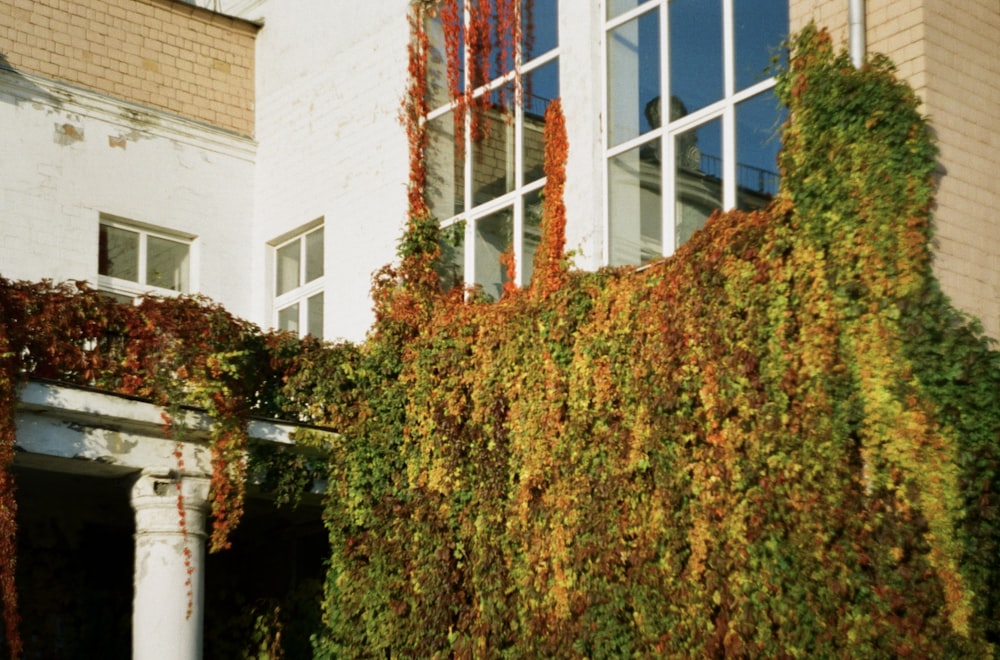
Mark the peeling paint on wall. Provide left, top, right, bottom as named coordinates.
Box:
left=54, top=122, right=83, bottom=144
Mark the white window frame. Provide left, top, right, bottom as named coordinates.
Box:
left=425, top=2, right=560, bottom=294
left=270, top=218, right=325, bottom=338
left=603, top=0, right=785, bottom=265
left=97, top=214, right=196, bottom=300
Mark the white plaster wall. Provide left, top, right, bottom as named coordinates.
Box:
left=249, top=0, right=412, bottom=343
left=0, top=70, right=257, bottom=320
left=247, top=1, right=610, bottom=342
left=559, top=1, right=607, bottom=271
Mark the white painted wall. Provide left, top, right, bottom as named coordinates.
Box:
left=249, top=0, right=412, bottom=342
left=245, top=1, right=610, bottom=341
left=559, top=1, right=607, bottom=271
left=0, top=69, right=257, bottom=320
left=2, top=2, right=613, bottom=344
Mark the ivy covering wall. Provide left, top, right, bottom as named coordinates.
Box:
left=307, top=23, right=1000, bottom=657
left=0, top=20, right=998, bottom=659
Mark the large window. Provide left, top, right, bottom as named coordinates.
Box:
left=606, top=0, right=787, bottom=265
left=272, top=221, right=324, bottom=338
left=425, top=0, right=559, bottom=300
left=98, top=215, right=192, bottom=301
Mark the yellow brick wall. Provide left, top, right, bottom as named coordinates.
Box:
left=0, top=0, right=258, bottom=136
left=922, top=0, right=1000, bottom=339
left=789, top=0, right=999, bottom=339
left=789, top=0, right=849, bottom=44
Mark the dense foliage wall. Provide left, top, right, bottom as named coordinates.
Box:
left=1, top=19, right=998, bottom=659
left=0, top=284, right=335, bottom=656
left=307, top=24, right=1000, bottom=657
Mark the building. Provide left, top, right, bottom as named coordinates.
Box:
left=0, top=0, right=997, bottom=657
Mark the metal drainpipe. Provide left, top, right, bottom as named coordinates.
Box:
left=849, top=0, right=866, bottom=67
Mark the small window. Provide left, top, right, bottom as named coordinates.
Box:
left=272, top=223, right=324, bottom=338
left=98, top=216, right=192, bottom=299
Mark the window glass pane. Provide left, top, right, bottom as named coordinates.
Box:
left=99, top=224, right=139, bottom=282
left=734, top=0, right=788, bottom=91
left=471, top=0, right=514, bottom=83
left=607, top=0, right=647, bottom=20
left=474, top=206, right=513, bottom=301
left=609, top=139, right=662, bottom=266
left=523, top=59, right=559, bottom=185
left=425, top=11, right=454, bottom=108
left=146, top=236, right=189, bottom=292
left=522, top=189, right=543, bottom=286
left=675, top=118, right=722, bottom=247
left=736, top=90, right=785, bottom=211
left=472, top=86, right=516, bottom=206
left=305, top=227, right=324, bottom=283
left=608, top=9, right=660, bottom=147
left=307, top=292, right=324, bottom=338
left=277, top=303, right=299, bottom=334
left=276, top=240, right=300, bottom=296
left=669, top=0, right=723, bottom=114
left=427, top=110, right=465, bottom=220
left=436, top=220, right=466, bottom=292
left=523, top=0, right=557, bottom=62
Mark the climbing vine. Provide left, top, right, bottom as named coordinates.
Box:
left=308, top=18, right=1000, bottom=657
left=1, top=13, right=998, bottom=659
left=0, top=282, right=336, bottom=656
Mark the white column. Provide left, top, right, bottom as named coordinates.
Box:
left=130, top=470, right=211, bottom=660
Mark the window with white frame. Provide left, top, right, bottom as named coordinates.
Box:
left=605, top=0, right=788, bottom=266
left=424, top=0, right=559, bottom=300
left=98, top=215, right=192, bottom=301
left=272, top=222, right=324, bottom=338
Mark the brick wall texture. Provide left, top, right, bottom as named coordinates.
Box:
left=791, top=0, right=1000, bottom=339
left=0, top=0, right=257, bottom=135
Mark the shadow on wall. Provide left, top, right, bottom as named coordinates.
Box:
left=0, top=51, right=63, bottom=109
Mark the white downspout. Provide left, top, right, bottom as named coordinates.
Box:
left=849, top=0, right=866, bottom=67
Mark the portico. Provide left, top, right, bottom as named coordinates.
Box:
left=13, top=380, right=325, bottom=659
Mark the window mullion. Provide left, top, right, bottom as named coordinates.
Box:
left=722, top=0, right=737, bottom=211
left=137, top=233, right=148, bottom=287
left=660, top=1, right=674, bottom=255
left=513, top=72, right=525, bottom=284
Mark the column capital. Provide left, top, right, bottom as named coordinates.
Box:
left=131, top=469, right=211, bottom=538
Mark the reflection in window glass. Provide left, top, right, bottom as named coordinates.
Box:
left=609, top=140, right=662, bottom=266
left=476, top=0, right=516, bottom=80
left=607, top=0, right=644, bottom=20
left=474, top=207, right=512, bottom=301
left=146, top=236, right=189, bottom=292
left=675, top=118, right=722, bottom=248
left=276, top=241, right=300, bottom=296
left=523, top=0, right=558, bottom=61
left=427, top=110, right=465, bottom=220
left=669, top=0, right=723, bottom=114
left=278, top=303, right=299, bottom=334
left=734, top=0, right=788, bottom=91
left=307, top=292, right=324, bottom=338
left=437, top=221, right=466, bottom=292
left=425, top=11, right=455, bottom=107
left=523, top=60, right=559, bottom=185
left=736, top=90, right=785, bottom=211
left=305, top=228, right=324, bottom=283
left=472, top=86, right=516, bottom=206
left=426, top=1, right=559, bottom=298
left=522, top=189, right=543, bottom=286
left=99, top=225, right=139, bottom=282
left=608, top=9, right=660, bottom=147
